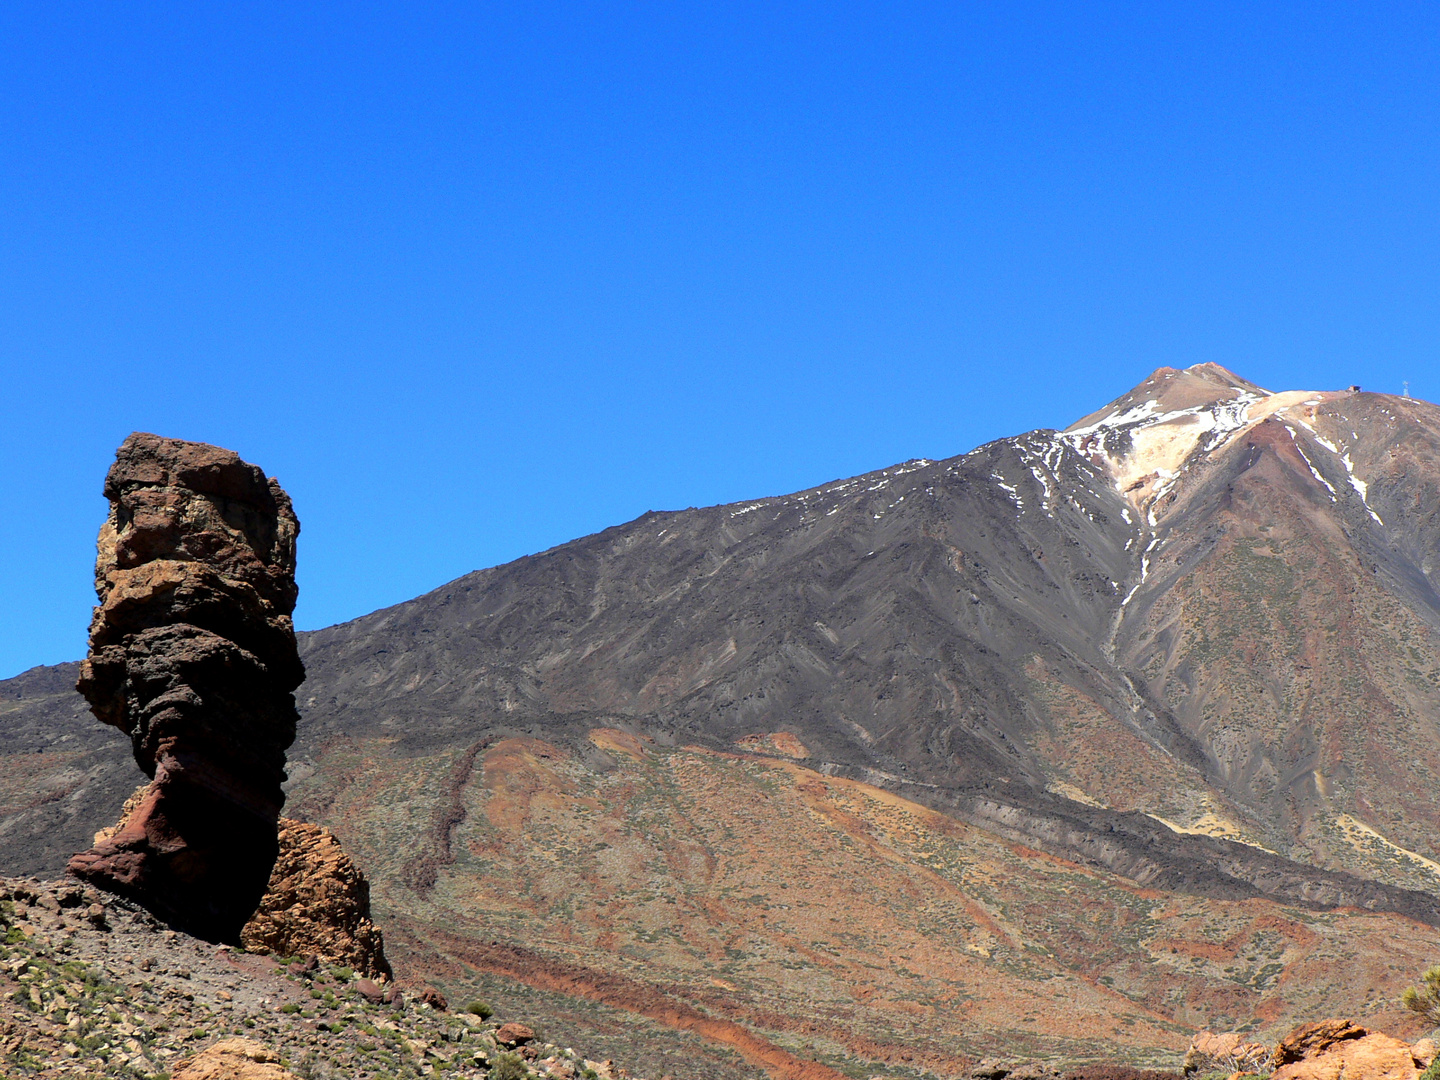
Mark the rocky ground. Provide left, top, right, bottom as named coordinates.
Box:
left=0, top=877, right=644, bottom=1080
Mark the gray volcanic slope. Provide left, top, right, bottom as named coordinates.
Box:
left=5, top=364, right=1440, bottom=928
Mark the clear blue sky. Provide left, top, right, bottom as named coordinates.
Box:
left=3, top=3, right=1438, bottom=678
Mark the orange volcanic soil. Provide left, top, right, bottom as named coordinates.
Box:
left=288, top=730, right=1440, bottom=1079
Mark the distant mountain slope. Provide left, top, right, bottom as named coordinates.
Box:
left=5, top=364, right=1440, bottom=1075
left=284, top=365, right=1440, bottom=905
left=0, top=662, right=131, bottom=874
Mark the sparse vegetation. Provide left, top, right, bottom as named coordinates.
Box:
left=466, top=998, right=494, bottom=1019
left=1403, top=965, right=1440, bottom=1027
left=491, top=1050, right=530, bottom=1080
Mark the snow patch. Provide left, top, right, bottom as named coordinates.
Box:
left=1341, top=452, right=1384, bottom=524
left=1066, top=398, right=1162, bottom=436
left=1294, top=444, right=1337, bottom=498
left=991, top=475, right=1022, bottom=510
left=1061, top=393, right=1262, bottom=522
left=1028, top=466, right=1054, bottom=503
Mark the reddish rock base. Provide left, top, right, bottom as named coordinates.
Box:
left=70, top=772, right=282, bottom=946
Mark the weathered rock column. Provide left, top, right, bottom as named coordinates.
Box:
left=68, top=432, right=303, bottom=942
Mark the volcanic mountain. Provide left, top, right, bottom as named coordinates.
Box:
left=6, top=364, right=1440, bottom=1079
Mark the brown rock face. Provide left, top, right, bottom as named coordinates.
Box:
left=1268, top=1021, right=1433, bottom=1080
left=1272, top=1019, right=1371, bottom=1068
left=68, top=432, right=302, bottom=942
left=241, top=818, right=391, bottom=978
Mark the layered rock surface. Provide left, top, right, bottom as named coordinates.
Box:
left=67, top=433, right=302, bottom=942
left=240, top=817, right=391, bottom=980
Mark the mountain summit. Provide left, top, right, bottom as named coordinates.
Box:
left=1068, top=362, right=1271, bottom=431
left=4, top=368, right=1440, bottom=1075
left=1063, top=363, right=1380, bottom=526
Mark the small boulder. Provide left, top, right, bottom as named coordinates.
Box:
left=417, top=987, right=448, bottom=1010
left=1007, top=1064, right=1058, bottom=1080
left=354, top=978, right=384, bottom=1004
left=496, top=1022, right=536, bottom=1047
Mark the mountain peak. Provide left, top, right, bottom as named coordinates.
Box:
left=1066, top=363, right=1270, bottom=433
left=1057, top=365, right=1346, bottom=521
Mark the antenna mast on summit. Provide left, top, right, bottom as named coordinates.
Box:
left=1403, top=380, right=1410, bottom=398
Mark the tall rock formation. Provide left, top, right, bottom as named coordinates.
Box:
left=68, top=433, right=302, bottom=942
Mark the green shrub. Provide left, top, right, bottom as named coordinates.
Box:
left=491, top=1051, right=529, bottom=1080
left=465, top=999, right=494, bottom=1019
left=1404, top=966, right=1440, bottom=1027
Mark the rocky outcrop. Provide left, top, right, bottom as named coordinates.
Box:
left=93, top=789, right=391, bottom=978
left=1268, top=1020, right=1435, bottom=1080
left=172, top=1038, right=297, bottom=1080
left=1182, top=1021, right=1438, bottom=1080
left=68, top=433, right=302, bottom=942
left=1272, top=1019, right=1371, bottom=1068
left=240, top=818, right=391, bottom=979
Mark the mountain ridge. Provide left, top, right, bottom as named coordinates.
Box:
left=8, top=366, right=1440, bottom=905
left=5, top=364, right=1440, bottom=1075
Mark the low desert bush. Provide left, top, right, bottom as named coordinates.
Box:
left=491, top=1051, right=529, bottom=1080
left=1404, top=966, right=1440, bottom=1028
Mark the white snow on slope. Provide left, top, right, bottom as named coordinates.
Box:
left=1292, top=440, right=1338, bottom=498
left=1341, top=452, right=1383, bottom=524
left=1297, top=430, right=1383, bottom=524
